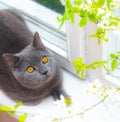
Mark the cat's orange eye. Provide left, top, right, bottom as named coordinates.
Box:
left=26, top=66, right=35, bottom=73
left=42, top=56, right=48, bottom=63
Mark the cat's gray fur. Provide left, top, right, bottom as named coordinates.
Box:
left=0, top=9, right=69, bottom=105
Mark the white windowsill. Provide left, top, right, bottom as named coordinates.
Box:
left=0, top=69, right=120, bottom=122
left=105, top=74, right=120, bottom=87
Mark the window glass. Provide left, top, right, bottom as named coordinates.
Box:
left=107, top=6, right=120, bottom=72
left=106, top=30, right=120, bottom=79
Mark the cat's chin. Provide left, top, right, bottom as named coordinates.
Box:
left=18, top=76, right=52, bottom=89
left=19, top=82, right=42, bottom=89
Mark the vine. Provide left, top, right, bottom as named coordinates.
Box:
left=73, top=51, right=120, bottom=79
left=58, top=0, right=120, bottom=79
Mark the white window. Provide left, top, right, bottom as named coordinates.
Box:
left=108, top=31, right=120, bottom=71
left=102, top=7, right=120, bottom=86
left=0, top=0, right=86, bottom=76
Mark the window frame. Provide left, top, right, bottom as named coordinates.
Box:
left=102, top=6, right=120, bottom=86
left=85, top=23, right=120, bottom=84
left=103, top=31, right=120, bottom=87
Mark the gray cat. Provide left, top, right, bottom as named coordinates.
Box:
left=0, top=9, right=69, bottom=105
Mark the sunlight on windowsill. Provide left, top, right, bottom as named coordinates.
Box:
left=0, top=69, right=120, bottom=122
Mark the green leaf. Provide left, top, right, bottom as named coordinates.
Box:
left=98, top=39, right=101, bottom=45
left=66, top=0, right=71, bottom=8
left=110, top=54, right=116, bottom=59
left=76, top=68, right=81, bottom=75
left=74, top=0, right=82, bottom=6
left=116, top=87, right=120, bottom=91
left=63, top=12, right=70, bottom=20
left=56, top=16, right=61, bottom=22
left=79, top=9, right=87, bottom=17
left=64, top=96, right=72, bottom=106
left=0, top=106, right=11, bottom=112
left=106, top=0, right=113, bottom=9
left=102, top=64, right=109, bottom=73
left=72, top=57, right=83, bottom=68
left=109, top=21, right=119, bottom=26
left=58, top=20, right=64, bottom=30
left=81, top=70, right=85, bottom=80
left=9, top=110, right=16, bottom=116
left=18, top=113, right=28, bottom=122
left=79, top=17, right=87, bottom=27
left=66, top=0, right=73, bottom=14
left=88, top=13, right=96, bottom=22
left=70, top=13, right=74, bottom=23
left=111, top=59, right=117, bottom=70
left=10, top=102, right=23, bottom=116
left=72, top=57, right=86, bottom=79
left=14, top=102, right=22, bottom=109
left=101, top=36, right=108, bottom=42
left=87, top=61, right=101, bottom=69
left=97, top=27, right=105, bottom=34
left=116, top=51, right=120, bottom=55
left=89, top=33, right=97, bottom=38
left=9, top=102, right=23, bottom=116
left=96, top=0, right=105, bottom=8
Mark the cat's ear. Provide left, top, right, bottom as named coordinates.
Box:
left=2, top=53, right=20, bottom=69
left=33, top=32, right=45, bottom=49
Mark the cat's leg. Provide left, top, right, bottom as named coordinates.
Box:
left=51, top=84, right=70, bottom=101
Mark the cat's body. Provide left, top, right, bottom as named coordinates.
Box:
left=0, top=9, right=68, bottom=105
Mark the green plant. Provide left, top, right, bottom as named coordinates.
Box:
left=58, top=0, right=120, bottom=79
left=73, top=51, right=120, bottom=79
left=0, top=102, right=28, bottom=122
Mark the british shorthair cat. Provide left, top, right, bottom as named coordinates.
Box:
left=0, top=9, right=69, bottom=105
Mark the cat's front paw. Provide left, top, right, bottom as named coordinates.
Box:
left=64, top=95, right=72, bottom=106
left=51, top=92, right=61, bottom=101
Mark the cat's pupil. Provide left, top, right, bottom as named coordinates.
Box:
left=42, top=56, right=48, bottom=64
left=26, top=66, right=35, bottom=73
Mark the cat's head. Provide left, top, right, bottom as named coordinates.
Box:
left=3, top=32, right=57, bottom=89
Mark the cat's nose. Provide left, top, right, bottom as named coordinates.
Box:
left=39, top=67, right=48, bottom=75
left=42, top=70, right=48, bottom=75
